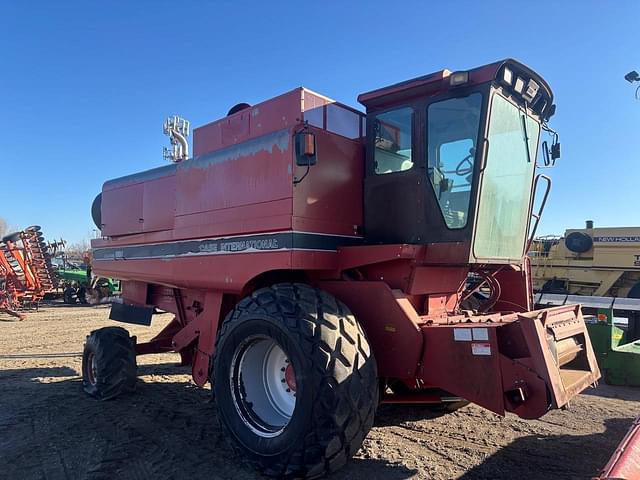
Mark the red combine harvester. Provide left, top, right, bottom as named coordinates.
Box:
left=86, top=59, right=602, bottom=478
left=0, top=226, right=56, bottom=314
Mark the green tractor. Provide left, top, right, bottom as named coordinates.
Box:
left=51, top=255, right=119, bottom=304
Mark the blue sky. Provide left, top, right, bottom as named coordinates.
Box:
left=1, top=1, right=638, bottom=244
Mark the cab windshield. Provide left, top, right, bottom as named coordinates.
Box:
left=473, top=92, right=540, bottom=260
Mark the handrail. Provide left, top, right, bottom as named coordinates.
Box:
left=526, top=174, right=552, bottom=251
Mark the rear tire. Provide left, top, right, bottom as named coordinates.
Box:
left=213, top=283, right=378, bottom=479
left=63, top=287, right=77, bottom=304
left=82, top=327, right=137, bottom=400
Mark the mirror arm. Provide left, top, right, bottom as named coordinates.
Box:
left=293, top=162, right=311, bottom=185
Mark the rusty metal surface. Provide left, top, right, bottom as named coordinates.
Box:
left=517, top=305, right=601, bottom=409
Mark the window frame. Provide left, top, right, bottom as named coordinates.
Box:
left=470, top=88, right=543, bottom=262
left=424, top=89, right=487, bottom=231
left=370, top=105, right=416, bottom=176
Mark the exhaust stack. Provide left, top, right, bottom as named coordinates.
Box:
left=163, top=115, right=190, bottom=163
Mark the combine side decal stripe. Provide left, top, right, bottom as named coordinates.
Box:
left=92, top=232, right=363, bottom=261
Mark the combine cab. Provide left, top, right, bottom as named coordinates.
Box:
left=0, top=226, right=56, bottom=311
left=85, top=59, right=600, bottom=478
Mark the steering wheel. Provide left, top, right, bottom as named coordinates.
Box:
left=455, top=148, right=476, bottom=176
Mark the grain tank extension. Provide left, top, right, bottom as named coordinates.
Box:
left=85, top=59, right=600, bottom=479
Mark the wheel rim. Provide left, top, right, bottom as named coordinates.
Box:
left=86, top=352, right=98, bottom=385
left=230, top=335, right=297, bottom=438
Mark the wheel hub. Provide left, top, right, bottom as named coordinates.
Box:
left=86, top=352, right=98, bottom=385
left=284, top=363, right=296, bottom=392
left=231, top=336, right=297, bottom=438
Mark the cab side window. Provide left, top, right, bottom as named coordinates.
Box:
left=374, top=107, right=413, bottom=174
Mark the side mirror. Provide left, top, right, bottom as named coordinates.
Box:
left=295, top=131, right=317, bottom=166
left=542, top=138, right=561, bottom=166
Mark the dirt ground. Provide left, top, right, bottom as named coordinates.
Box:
left=0, top=305, right=638, bottom=480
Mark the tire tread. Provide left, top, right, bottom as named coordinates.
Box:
left=82, top=326, right=137, bottom=400
left=214, top=283, right=378, bottom=479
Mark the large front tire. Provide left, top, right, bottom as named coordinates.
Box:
left=213, top=283, right=378, bottom=479
left=82, top=327, right=137, bottom=400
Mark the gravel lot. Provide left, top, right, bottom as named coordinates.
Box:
left=1, top=305, right=638, bottom=480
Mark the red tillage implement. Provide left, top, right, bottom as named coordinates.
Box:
left=86, top=59, right=601, bottom=478
left=0, top=227, right=56, bottom=311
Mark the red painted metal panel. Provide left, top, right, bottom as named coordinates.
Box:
left=173, top=199, right=293, bottom=237
left=421, top=324, right=506, bottom=415
left=143, top=176, right=176, bottom=233
left=408, top=266, right=468, bottom=295
left=172, top=291, right=223, bottom=386
left=176, top=129, right=292, bottom=217
left=424, top=242, right=471, bottom=264
left=595, top=416, right=640, bottom=480
left=493, top=261, right=533, bottom=312
left=516, top=305, right=600, bottom=409
left=121, top=280, right=148, bottom=306
left=337, top=244, right=426, bottom=271
left=93, top=201, right=293, bottom=250
left=498, top=353, right=552, bottom=419
left=94, top=251, right=294, bottom=293
left=193, top=89, right=303, bottom=157
left=418, top=304, right=600, bottom=419
left=292, top=127, right=363, bottom=237
left=291, top=250, right=338, bottom=271
left=101, top=183, right=143, bottom=236
left=358, top=61, right=504, bottom=109
left=318, top=281, right=424, bottom=378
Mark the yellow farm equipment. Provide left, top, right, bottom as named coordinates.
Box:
left=531, top=221, right=640, bottom=298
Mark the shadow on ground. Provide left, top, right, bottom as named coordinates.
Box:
left=0, top=366, right=417, bottom=480
left=458, top=417, right=631, bottom=480
left=1, top=363, right=635, bottom=480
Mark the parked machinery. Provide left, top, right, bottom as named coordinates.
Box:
left=531, top=221, right=640, bottom=297
left=0, top=226, right=56, bottom=310
left=84, top=59, right=602, bottom=478
left=50, top=249, right=119, bottom=304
